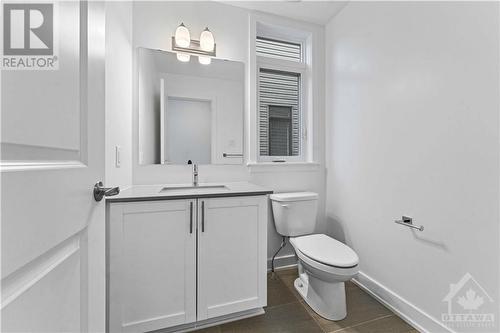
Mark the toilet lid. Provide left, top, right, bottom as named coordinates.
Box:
left=270, top=192, right=318, bottom=202
left=291, top=234, right=359, bottom=268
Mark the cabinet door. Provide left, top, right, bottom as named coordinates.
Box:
left=109, top=200, right=197, bottom=332
left=197, top=196, right=267, bottom=320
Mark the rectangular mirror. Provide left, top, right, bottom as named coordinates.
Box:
left=138, top=48, right=244, bottom=165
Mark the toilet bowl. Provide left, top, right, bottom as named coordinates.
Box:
left=270, top=192, right=359, bottom=321
left=290, top=234, right=359, bottom=320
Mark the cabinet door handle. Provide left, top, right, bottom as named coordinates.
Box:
left=201, top=201, right=205, bottom=232
left=189, top=201, right=193, bottom=234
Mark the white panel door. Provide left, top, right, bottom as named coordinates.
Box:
left=1, top=2, right=106, bottom=332
left=197, top=196, right=267, bottom=320
left=108, top=200, right=197, bottom=333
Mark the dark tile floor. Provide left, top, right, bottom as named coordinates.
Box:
left=196, top=268, right=418, bottom=333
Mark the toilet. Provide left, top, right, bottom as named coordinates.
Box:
left=270, top=192, right=359, bottom=321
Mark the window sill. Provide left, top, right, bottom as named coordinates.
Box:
left=247, top=161, right=321, bottom=173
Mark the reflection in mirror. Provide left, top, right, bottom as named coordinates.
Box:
left=138, top=48, right=244, bottom=165
left=165, top=97, right=211, bottom=164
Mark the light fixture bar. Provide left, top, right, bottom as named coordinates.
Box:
left=171, top=37, right=216, bottom=57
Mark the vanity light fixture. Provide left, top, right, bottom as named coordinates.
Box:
left=172, top=23, right=216, bottom=63
left=174, top=23, right=191, bottom=48
left=200, top=28, right=215, bottom=52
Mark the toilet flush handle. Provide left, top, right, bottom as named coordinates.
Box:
left=281, top=204, right=290, bottom=208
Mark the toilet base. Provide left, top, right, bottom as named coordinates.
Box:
left=294, top=274, right=347, bottom=321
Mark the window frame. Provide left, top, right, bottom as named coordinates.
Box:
left=256, top=41, right=309, bottom=163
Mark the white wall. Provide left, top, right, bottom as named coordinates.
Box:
left=131, top=1, right=326, bottom=265
left=326, top=2, right=499, bottom=332
left=105, top=1, right=133, bottom=188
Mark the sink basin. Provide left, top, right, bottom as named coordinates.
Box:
left=159, top=184, right=229, bottom=193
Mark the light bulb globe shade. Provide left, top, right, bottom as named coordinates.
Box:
left=175, top=23, right=190, bottom=48
left=200, top=28, right=215, bottom=52
left=176, top=53, right=190, bottom=62
left=198, top=56, right=211, bottom=65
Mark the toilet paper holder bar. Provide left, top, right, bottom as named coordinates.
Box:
left=395, top=216, right=424, bottom=232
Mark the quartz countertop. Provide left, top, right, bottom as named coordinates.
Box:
left=106, top=182, right=273, bottom=203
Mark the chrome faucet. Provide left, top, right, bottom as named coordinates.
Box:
left=193, top=164, right=199, bottom=186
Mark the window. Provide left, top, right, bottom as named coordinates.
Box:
left=269, top=105, right=293, bottom=156
left=256, top=34, right=307, bottom=162
left=259, top=69, right=300, bottom=157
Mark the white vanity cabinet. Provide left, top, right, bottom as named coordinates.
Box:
left=197, top=197, right=267, bottom=320
left=108, top=195, right=268, bottom=333
left=108, top=200, right=197, bottom=332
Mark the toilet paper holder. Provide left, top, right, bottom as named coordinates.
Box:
left=395, top=216, right=424, bottom=232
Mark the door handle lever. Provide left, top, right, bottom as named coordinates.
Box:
left=93, top=181, right=120, bottom=202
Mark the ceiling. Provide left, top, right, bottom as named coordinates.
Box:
left=223, top=1, right=348, bottom=25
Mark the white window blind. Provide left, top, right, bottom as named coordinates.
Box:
left=256, top=37, right=302, bottom=62
left=259, top=69, right=300, bottom=157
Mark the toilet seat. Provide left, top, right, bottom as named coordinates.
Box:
left=290, top=234, right=359, bottom=268
left=294, top=247, right=359, bottom=280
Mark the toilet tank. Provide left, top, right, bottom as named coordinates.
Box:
left=270, top=192, right=318, bottom=237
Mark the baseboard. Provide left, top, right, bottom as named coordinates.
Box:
left=267, top=253, right=297, bottom=271
left=353, top=271, right=455, bottom=333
